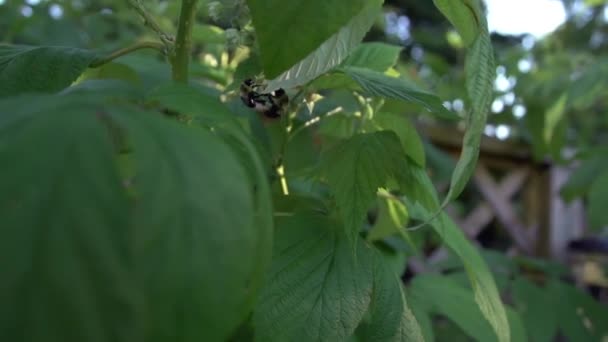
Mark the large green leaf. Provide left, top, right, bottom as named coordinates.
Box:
left=357, top=253, right=424, bottom=341
left=410, top=275, right=497, bottom=341
left=443, top=18, right=495, bottom=204
left=432, top=0, right=482, bottom=46
left=0, top=44, right=98, bottom=97
left=402, top=165, right=510, bottom=342
left=341, top=66, right=457, bottom=120
left=342, top=42, right=403, bottom=72
left=511, top=277, right=557, bottom=342
left=0, top=95, right=140, bottom=342
left=320, top=131, right=409, bottom=241
left=265, top=0, right=382, bottom=91
left=253, top=213, right=374, bottom=342
left=247, top=0, right=371, bottom=79
left=109, top=104, right=270, bottom=342
left=0, top=94, right=272, bottom=342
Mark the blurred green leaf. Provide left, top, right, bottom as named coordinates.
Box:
left=560, top=150, right=608, bottom=202
left=109, top=104, right=271, bottom=342
left=0, top=95, right=140, bottom=342
left=410, top=275, right=498, bottom=341
left=588, top=170, right=608, bottom=230
left=511, top=277, right=557, bottom=342
left=0, top=44, right=98, bottom=97
left=403, top=165, right=510, bottom=342
left=433, top=0, right=482, bottom=46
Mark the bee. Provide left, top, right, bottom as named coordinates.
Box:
left=240, top=78, right=288, bottom=119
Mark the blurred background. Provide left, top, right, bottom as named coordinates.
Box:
left=2, top=0, right=607, bottom=339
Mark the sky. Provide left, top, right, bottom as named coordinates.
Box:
left=485, top=0, right=567, bottom=37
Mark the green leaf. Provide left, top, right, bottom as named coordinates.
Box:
left=341, top=66, right=457, bottom=120
left=0, top=95, right=140, bottom=342
left=372, top=111, right=426, bottom=166
left=560, top=149, right=608, bottom=202
left=342, top=42, right=403, bottom=72
left=548, top=281, right=608, bottom=341
left=367, top=193, right=410, bottom=242
left=410, top=275, right=497, bottom=341
left=321, top=131, right=408, bottom=240
left=77, top=61, right=141, bottom=85
left=247, top=0, right=373, bottom=79
left=0, top=94, right=272, bottom=342
left=443, top=28, right=495, bottom=203
left=511, top=277, right=557, bottom=342
left=147, top=83, right=234, bottom=123
left=265, top=1, right=382, bottom=91
left=403, top=165, right=510, bottom=342
left=357, top=253, right=425, bottom=341
left=192, top=24, right=226, bottom=44
left=543, top=94, right=567, bottom=145
left=433, top=0, right=482, bottom=46
left=109, top=105, right=272, bottom=342
left=253, top=213, right=374, bottom=342
left=0, top=44, right=98, bottom=97
left=588, top=170, right=608, bottom=230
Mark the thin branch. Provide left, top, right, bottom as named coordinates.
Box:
left=89, top=41, right=165, bottom=68
left=126, top=0, right=174, bottom=46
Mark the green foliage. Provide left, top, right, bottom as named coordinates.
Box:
left=265, top=0, right=383, bottom=91
left=0, top=94, right=271, bottom=342
left=254, top=213, right=423, bottom=342
left=342, top=42, right=403, bottom=72
left=0, top=45, right=98, bottom=97
left=246, top=0, right=372, bottom=78
left=3, top=1, right=603, bottom=342
left=342, top=66, right=457, bottom=120
left=320, top=131, right=408, bottom=240
left=444, top=14, right=495, bottom=204
left=432, top=0, right=481, bottom=46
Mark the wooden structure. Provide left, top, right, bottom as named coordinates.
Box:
left=418, top=122, right=586, bottom=260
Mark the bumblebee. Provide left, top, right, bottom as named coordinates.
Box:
left=240, top=79, right=288, bottom=119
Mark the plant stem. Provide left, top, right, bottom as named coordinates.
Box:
left=171, top=0, right=198, bottom=83
left=89, top=41, right=165, bottom=68
left=127, top=0, right=174, bottom=46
